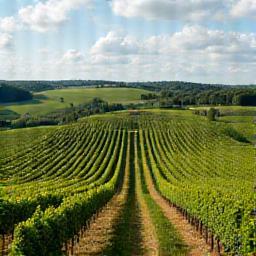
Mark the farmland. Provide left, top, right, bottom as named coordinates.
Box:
left=0, top=87, right=149, bottom=116
left=0, top=109, right=255, bottom=255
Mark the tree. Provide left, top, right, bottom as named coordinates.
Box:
left=60, top=97, right=64, bottom=103
left=207, top=108, right=218, bottom=121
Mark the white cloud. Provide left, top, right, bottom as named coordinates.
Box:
left=91, top=54, right=131, bottom=65
left=0, top=17, right=17, bottom=32
left=18, top=0, right=93, bottom=32
left=230, top=0, right=256, bottom=18
left=91, top=31, right=140, bottom=55
left=91, top=27, right=256, bottom=62
left=110, top=0, right=228, bottom=21
left=0, top=33, right=12, bottom=49
left=1, top=24, right=255, bottom=83
left=61, top=49, right=84, bottom=63
left=110, top=0, right=256, bottom=21
left=87, top=27, right=256, bottom=83
left=165, top=26, right=256, bottom=57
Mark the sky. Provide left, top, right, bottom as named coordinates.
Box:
left=0, top=0, right=255, bottom=84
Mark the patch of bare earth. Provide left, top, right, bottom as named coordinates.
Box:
left=0, top=235, right=12, bottom=256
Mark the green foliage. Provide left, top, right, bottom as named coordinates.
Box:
left=222, top=126, right=249, bottom=143
left=0, top=84, right=32, bottom=103
left=138, top=115, right=255, bottom=254
left=2, top=87, right=148, bottom=117
left=0, top=194, right=63, bottom=235
left=0, top=110, right=254, bottom=255
left=0, top=109, right=20, bottom=121
left=207, top=108, right=219, bottom=121
left=4, top=97, right=124, bottom=129
left=10, top=189, right=114, bottom=256
left=136, top=134, right=188, bottom=255
left=141, top=82, right=256, bottom=106
left=7, top=127, right=126, bottom=255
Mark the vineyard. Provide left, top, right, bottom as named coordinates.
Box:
left=0, top=110, right=255, bottom=255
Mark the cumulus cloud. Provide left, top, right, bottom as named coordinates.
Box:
left=18, top=0, right=93, bottom=32
left=0, top=33, right=13, bottom=49
left=91, top=27, right=256, bottom=63
left=91, top=54, right=131, bottom=65
left=110, top=0, right=228, bottom=21
left=0, top=17, right=17, bottom=32
left=87, top=27, right=256, bottom=83
left=110, top=0, right=256, bottom=21
left=90, top=31, right=142, bottom=66
left=61, top=49, right=84, bottom=63
left=230, top=0, right=256, bottom=18
left=91, top=31, right=140, bottom=56
left=164, top=26, right=256, bottom=59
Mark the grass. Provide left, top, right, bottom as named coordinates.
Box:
left=190, top=105, right=256, bottom=111
left=188, top=106, right=255, bottom=143
left=218, top=116, right=255, bottom=143
left=1, top=87, right=149, bottom=116
left=190, top=105, right=256, bottom=116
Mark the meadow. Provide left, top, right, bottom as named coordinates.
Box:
left=1, top=87, right=149, bottom=116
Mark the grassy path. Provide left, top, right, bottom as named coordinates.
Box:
left=134, top=131, right=159, bottom=256
left=101, top=131, right=143, bottom=256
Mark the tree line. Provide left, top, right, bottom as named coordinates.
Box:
left=141, top=87, right=256, bottom=106
left=4, top=98, right=124, bottom=129
left=1, top=80, right=255, bottom=93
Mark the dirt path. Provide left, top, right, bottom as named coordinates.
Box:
left=72, top=137, right=130, bottom=256
left=0, top=235, right=12, bottom=256
left=143, top=162, right=216, bottom=256
left=72, top=191, right=128, bottom=256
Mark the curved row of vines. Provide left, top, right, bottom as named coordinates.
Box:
left=0, top=111, right=255, bottom=255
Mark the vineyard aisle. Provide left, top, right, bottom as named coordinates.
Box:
left=72, top=132, right=158, bottom=256
left=140, top=130, right=215, bottom=256
left=72, top=132, right=131, bottom=256
left=133, top=131, right=159, bottom=256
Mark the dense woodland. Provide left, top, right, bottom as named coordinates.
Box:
left=0, top=84, right=32, bottom=103
left=140, top=83, right=256, bottom=106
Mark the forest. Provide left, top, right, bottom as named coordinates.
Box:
left=0, top=84, right=32, bottom=103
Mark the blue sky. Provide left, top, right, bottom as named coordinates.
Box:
left=0, top=0, right=255, bottom=84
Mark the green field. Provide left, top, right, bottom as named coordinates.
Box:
left=1, top=87, right=149, bottom=116
left=0, top=107, right=255, bottom=255
left=190, top=105, right=256, bottom=115
left=190, top=105, right=256, bottom=142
